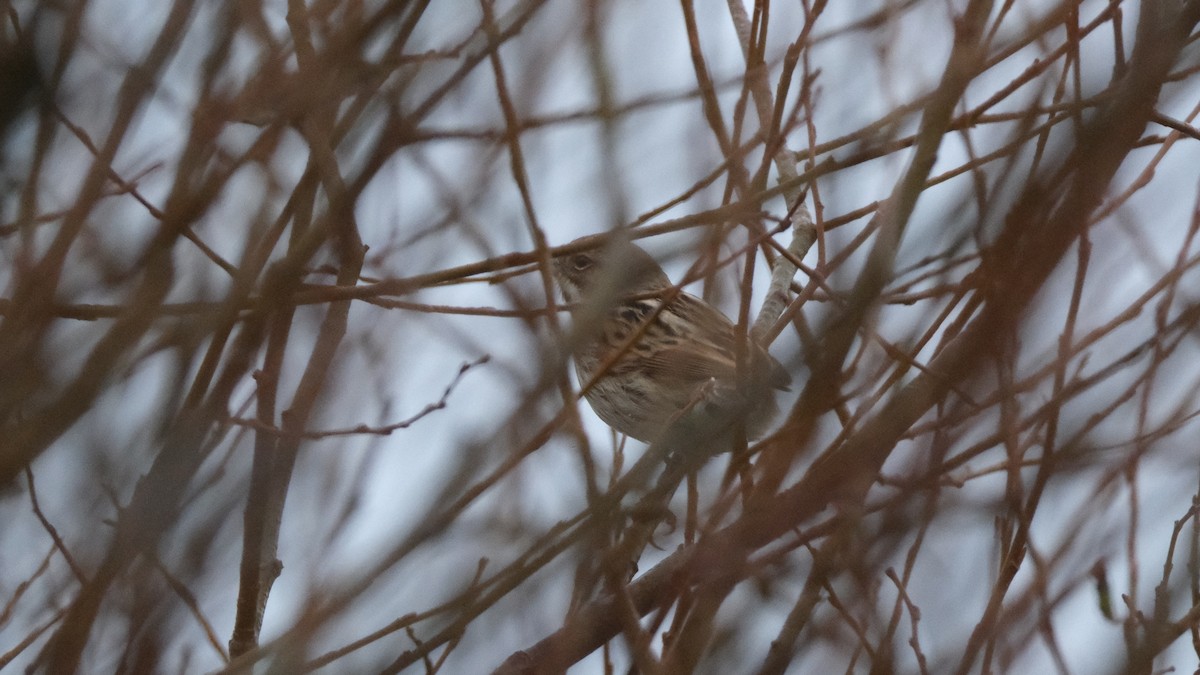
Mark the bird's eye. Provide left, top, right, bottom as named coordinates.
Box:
left=571, top=254, right=593, bottom=271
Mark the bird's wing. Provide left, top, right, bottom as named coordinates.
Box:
left=642, top=293, right=792, bottom=391
left=640, top=343, right=739, bottom=385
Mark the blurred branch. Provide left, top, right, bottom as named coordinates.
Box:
left=227, top=355, right=488, bottom=440
left=23, top=468, right=85, bottom=584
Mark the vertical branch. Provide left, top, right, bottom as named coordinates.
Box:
left=228, top=0, right=368, bottom=656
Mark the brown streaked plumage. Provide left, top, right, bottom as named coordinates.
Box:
left=552, top=237, right=790, bottom=443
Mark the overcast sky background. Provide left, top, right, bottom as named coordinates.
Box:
left=3, top=1, right=1200, bottom=673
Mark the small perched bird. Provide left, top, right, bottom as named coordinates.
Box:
left=552, top=237, right=791, bottom=443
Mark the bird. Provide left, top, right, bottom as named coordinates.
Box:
left=552, top=236, right=791, bottom=444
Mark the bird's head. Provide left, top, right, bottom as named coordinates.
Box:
left=552, top=238, right=672, bottom=306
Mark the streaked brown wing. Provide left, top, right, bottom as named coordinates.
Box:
left=670, top=292, right=792, bottom=391
left=640, top=344, right=739, bottom=385
left=669, top=293, right=737, bottom=350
